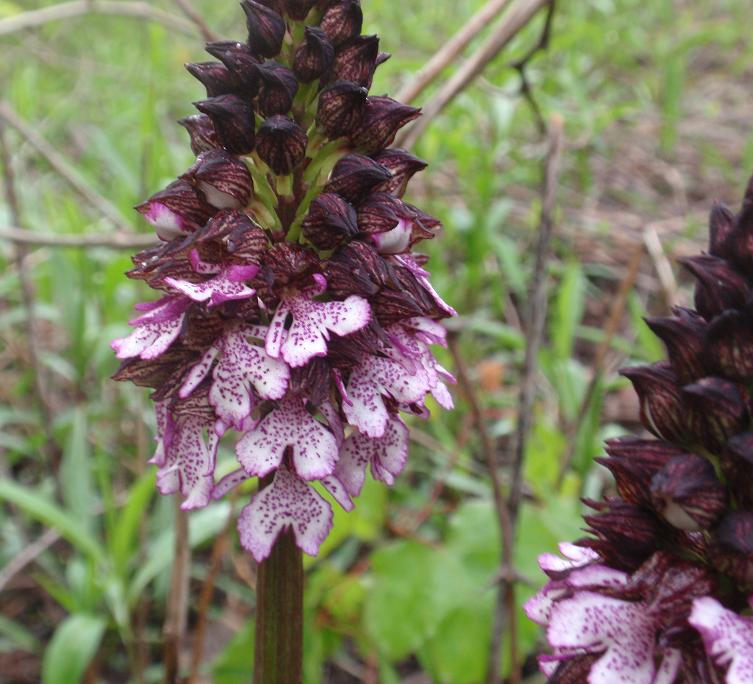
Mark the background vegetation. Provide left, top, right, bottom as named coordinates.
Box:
left=2, top=0, right=752, bottom=681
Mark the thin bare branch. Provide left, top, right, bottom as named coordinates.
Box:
left=163, top=503, right=190, bottom=684
left=488, top=115, right=564, bottom=684
left=171, top=0, right=219, bottom=43
left=396, top=0, right=511, bottom=105
left=397, top=0, right=552, bottom=150
left=0, top=527, right=59, bottom=593
left=0, top=1, right=196, bottom=38
left=0, top=102, right=134, bottom=233
left=643, top=223, right=678, bottom=311
left=0, top=125, right=58, bottom=459
left=0, top=225, right=155, bottom=250
left=447, top=334, right=517, bottom=684
left=555, top=242, right=644, bottom=488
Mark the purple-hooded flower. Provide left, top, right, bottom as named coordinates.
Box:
left=113, top=0, right=454, bottom=563
left=528, top=175, right=753, bottom=681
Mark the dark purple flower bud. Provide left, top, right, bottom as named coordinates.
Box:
left=183, top=149, right=253, bottom=209
left=708, top=201, right=736, bottom=259
left=644, top=307, right=707, bottom=383
left=177, top=114, right=219, bottom=155
left=597, top=437, right=680, bottom=505
left=326, top=322, right=384, bottom=368
left=320, top=0, right=363, bottom=47
left=324, top=153, right=391, bottom=202
left=331, top=34, right=380, bottom=88
left=711, top=512, right=753, bottom=583
left=185, top=61, right=239, bottom=97
left=324, top=240, right=392, bottom=298
left=262, top=243, right=319, bottom=289
left=302, top=193, right=358, bottom=249
left=199, top=210, right=268, bottom=263
left=205, top=41, right=261, bottom=94
left=289, top=359, right=330, bottom=406
left=241, top=0, right=286, bottom=58
left=356, top=192, right=403, bottom=234
left=293, top=27, right=335, bottom=83
left=722, top=432, right=753, bottom=507
left=620, top=362, right=692, bottom=443
left=194, top=95, right=255, bottom=154
left=113, top=346, right=198, bottom=394
left=350, top=96, right=421, bottom=154
left=257, top=62, right=299, bottom=116
left=583, top=498, right=663, bottom=571
left=680, top=254, right=749, bottom=320
left=316, top=80, right=368, bottom=138
left=256, top=115, right=308, bottom=175
left=283, top=0, right=317, bottom=20
left=136, top=179, right=214, bottom=241
left=650, top=454, right=726, bottom=531
left=372, top=148, right=427, bottom=197
left=549, top=655, right=601, bottom=684
left=704, top=308, right=753, bottom=382
left=682, top=376, right=749, bottom=451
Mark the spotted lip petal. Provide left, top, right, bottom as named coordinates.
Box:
left=236, top=396, right=338, bottom=480
left=265, top=289, right=371, bottom=368
left=166, top=264, right=258, bottom=307
left=237, top=465, right=333, bottom=561
left=153, top=411, right=220, bottom=510
left=208, top=328, right=290, bottom=430
left=343, top=351, right=431, bottom=437
left=335, top=415, right=409, bottom=496
left=689, top=596, right=753, bottom=684
left=111, top=296, right=190, bottom=360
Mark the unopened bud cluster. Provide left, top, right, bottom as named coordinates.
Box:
left=526, top=180, right=753, bottom=683
left=112, top=0, right=454, bottom=562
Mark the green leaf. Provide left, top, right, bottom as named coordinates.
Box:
left=0, top=480, right=106, bottom=565
left=41, top=613, right=106, bottom=684
left=60, top=407, right=97, bottom=535
left=109, top=471, right=156, bottom=574
left=550, top=261, right=586, bottom=361
left=211, top=619, right=254, bottom=684
left=0, top=614, right=40, bottom=653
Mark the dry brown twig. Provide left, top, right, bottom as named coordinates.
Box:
left=486, top=114, right=564, bottom=684
left=0, top=101, right=134, bottom=233
left=396, top=0, right=512, bottom=105
left=171, top=0, right=219, bottom=43
left=446, top=334, right=518, bottom=684
left=0, top=1, right=196, bottom=38
left=397, top=0, right=553, bottom=150
left=643, top=222, right=678, bottom=311
left=0, top=225, right=155, bottom=250
left=163, top=503, right=190, bottom=684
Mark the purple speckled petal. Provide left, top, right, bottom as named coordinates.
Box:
left=150, top=402, right=173, bottom=468
left=321, top=475, right=355, bottom=511
left=539, top=542, right=600, bottom=575
left=335, top=416, right=409, bottom=496
left=235, top=396, right=338, bottom=480
left=343, top=354, right=430, bottom=437
left=523, top=582, right=567, bottom=626
left=655, top=650, right=681, bottom=684
left=270, top=293, right=371, bottom=367
left=166, top=264, right=258, bottom=307
left=689, top=596, right=753, bottom=684
left=209, top=329, right=290, bottom=430
left=319, top=400, right=345, bottom=445
left=180, top=344, right=221, bottom=398
left=237, top=465, right=333, bottom=561
left=548, top=592, right=656, bottom=684
left=111, top=296, right=189, bottom=360
left=265, top=301, right=290, bottom=360
left=212, top=467, right=250, bottom=500
left=155, top=413, right=219, bottom=510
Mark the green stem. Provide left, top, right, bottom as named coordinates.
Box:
left=253, top=525, right=303, bottom=684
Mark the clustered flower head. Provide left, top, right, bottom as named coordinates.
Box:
left=525, top=180, right=753, bottom=683
left=111, top=0, right=455, bottom=562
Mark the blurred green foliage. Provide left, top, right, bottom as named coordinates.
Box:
left=1, top=0, right=749, bottom=681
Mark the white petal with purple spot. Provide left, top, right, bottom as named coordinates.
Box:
left=235, top=396, right=338, bottom=480
left=237, top=466, right=333, bottom=561
left=166, top=264, right=258, bottom=307
left=111, top=296, right=189, bottom=360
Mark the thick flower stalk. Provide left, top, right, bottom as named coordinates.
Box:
left=112, top=2, right=454, bottom=566
left=525, top=181, right=753, bottom=683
